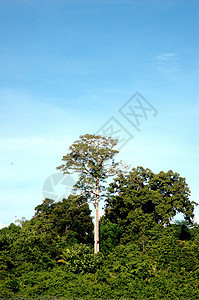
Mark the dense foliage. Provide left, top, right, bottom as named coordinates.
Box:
left=103, top=167, right=196, bottom=244
left=0, top=167, right=198, bottom=299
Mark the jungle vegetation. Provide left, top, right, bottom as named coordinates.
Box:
left=0, top=136, right=198, bottom=299
left=0, top=166, right=198, bottom=299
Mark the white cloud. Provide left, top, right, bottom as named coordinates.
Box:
left=0, top=223, right=9, bottom=229
left=155, top=52, right=180, bottom=75
left=194, top=214, right=199, bottom=224
left=0, top=89, right=86, bottom=140
left=0, top=136, right=68, bottom=153
left=156, top=53, right=177, bottom=61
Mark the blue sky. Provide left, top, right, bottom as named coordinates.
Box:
left=0, top=0, right=198, bottom=227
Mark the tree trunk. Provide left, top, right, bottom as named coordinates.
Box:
left=94, top=177, right=99, bottom=254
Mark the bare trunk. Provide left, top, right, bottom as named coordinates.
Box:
left=94, top=177, right=99, bottom=254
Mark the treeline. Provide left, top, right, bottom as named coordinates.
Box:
left=0, top=167, right=199, bottom=299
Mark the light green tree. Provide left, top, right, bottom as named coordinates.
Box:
left=57, top=134, right=121, bottom=254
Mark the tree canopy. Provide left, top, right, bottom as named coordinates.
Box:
left=103, top=166, right=196, bottom=243
left=0, top=157, right=198, bottom=298
left=57, top=134, right=120, bottom=201
left=33, top=195, right=93, bottom=244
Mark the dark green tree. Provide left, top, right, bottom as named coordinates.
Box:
left=104, top=166, right=196, bottom=243
left=57, top=134, right=121, bottom=253
left=99, top=220, right=121, bottom=255
left=33, top=195, right=93, bottom=244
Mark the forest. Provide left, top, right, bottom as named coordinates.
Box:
left=0, top=166, right=199, bottom=299
left=1, top=135, right=199, bottom=299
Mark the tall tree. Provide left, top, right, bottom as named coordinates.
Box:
left=57, top=134, right=120, bottom=254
